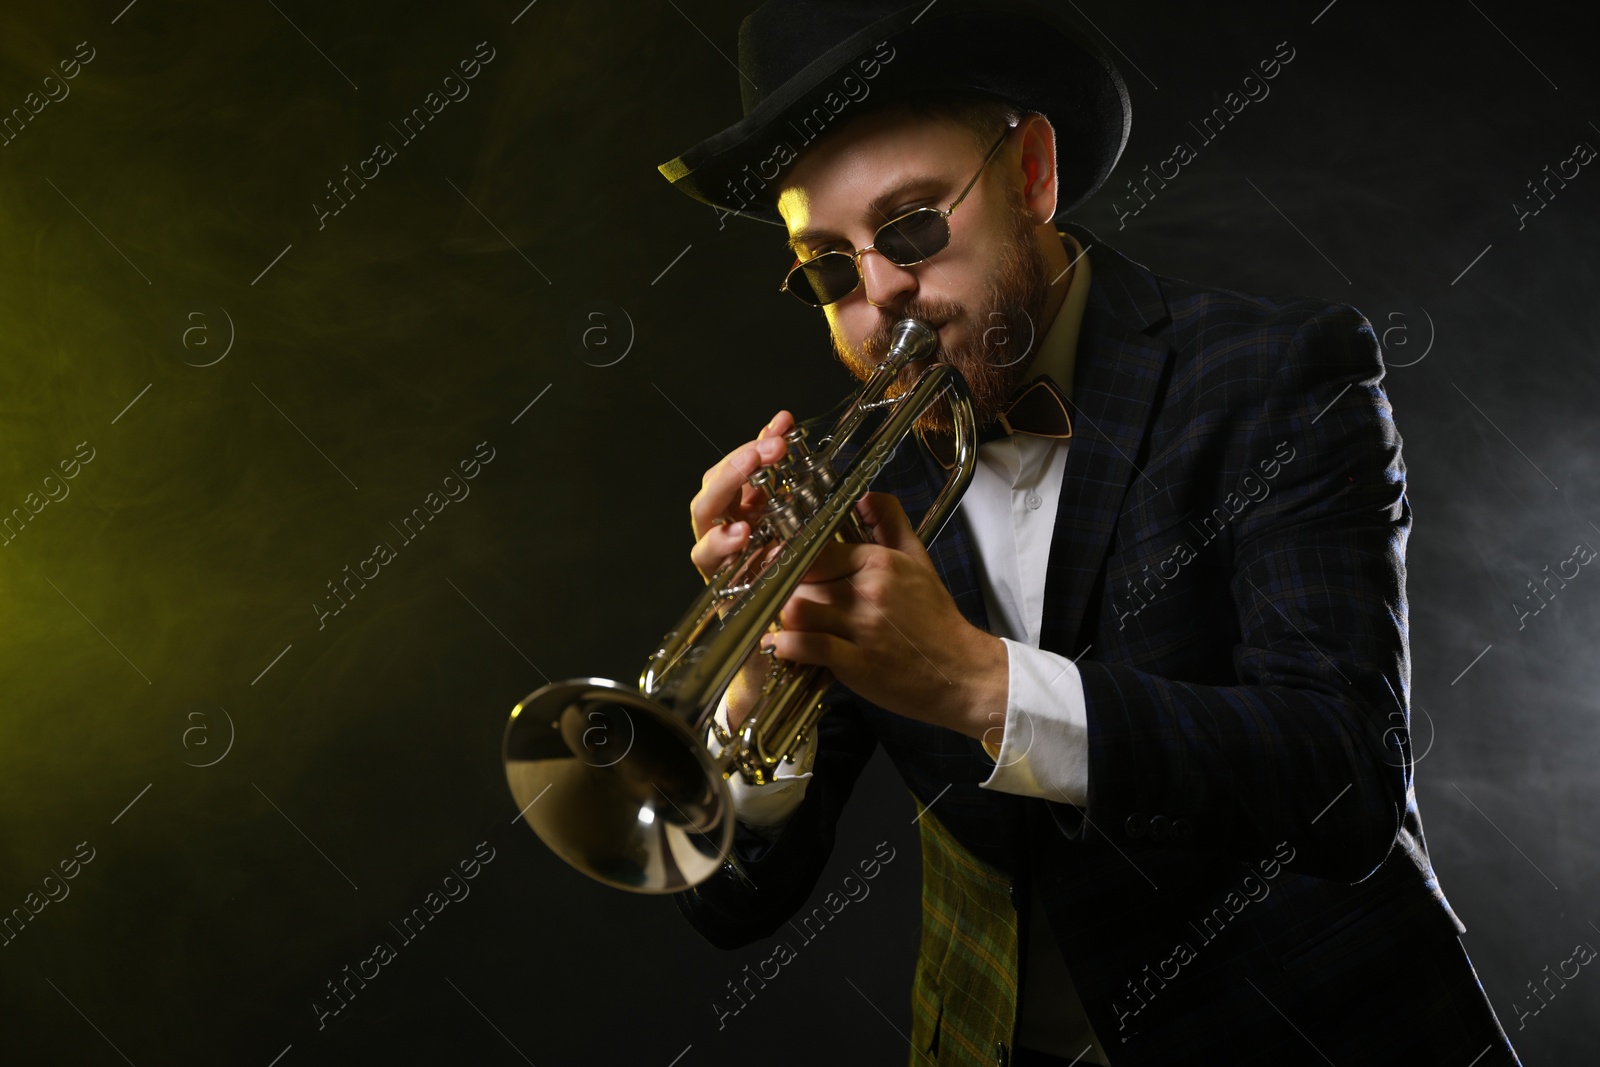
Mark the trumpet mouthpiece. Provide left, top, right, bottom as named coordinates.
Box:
left=884, top=318, right=939, bottom=372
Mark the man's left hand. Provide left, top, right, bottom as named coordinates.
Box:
left=761, top=491, right=1009, bottom=742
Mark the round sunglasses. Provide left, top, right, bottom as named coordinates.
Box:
left=779, top=120, right=1017, bottom=308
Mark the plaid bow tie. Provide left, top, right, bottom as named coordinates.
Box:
left=918, top=374, right=1074, bottom=468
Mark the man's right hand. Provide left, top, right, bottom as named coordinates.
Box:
left=689, top=409, right=799, bottom=732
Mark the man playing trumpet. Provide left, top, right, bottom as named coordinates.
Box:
left=662, top=2, right=1522, bottom=1064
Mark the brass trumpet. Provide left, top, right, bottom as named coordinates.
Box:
left=502, top=318, right=978, bottom=893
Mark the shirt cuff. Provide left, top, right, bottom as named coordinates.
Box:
left=706, top=689, right=818, bottom=837
left=977, top=638, right=1090, bottom=808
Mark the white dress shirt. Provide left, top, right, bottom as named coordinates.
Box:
left=706, top=230, right=1109, bottom=1063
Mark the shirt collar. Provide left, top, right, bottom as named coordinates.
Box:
left=1020, top=229, right=1091, bottom=400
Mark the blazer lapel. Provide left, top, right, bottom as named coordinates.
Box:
left=1038, top=223, right=1175, bottom=659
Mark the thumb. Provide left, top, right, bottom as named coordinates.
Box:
left=855, top=492, right=921, bottom=554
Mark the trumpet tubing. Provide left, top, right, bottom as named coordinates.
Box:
left=502, top=318, right=979, bottom=893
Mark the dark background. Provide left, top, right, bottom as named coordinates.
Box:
left=0, top=1, right=1595, bottom=1063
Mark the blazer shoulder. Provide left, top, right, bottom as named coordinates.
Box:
left=1160, top=272, right=1370, bottom=349
left=1147, top=271, right=1385, bottom=398
left=1069, top=225, right=1378, bottom=377
left=1078, top=245, right=1392, bottom=448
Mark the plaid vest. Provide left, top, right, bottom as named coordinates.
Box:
left=909, top=801, right=1020, bottom=1065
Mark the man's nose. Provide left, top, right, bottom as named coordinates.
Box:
left=858, top=248, right=918, bottom=308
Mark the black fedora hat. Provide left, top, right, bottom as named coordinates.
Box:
left=656, top=0, right=1132, bottom=228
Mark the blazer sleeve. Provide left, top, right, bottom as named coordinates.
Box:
left=673, top=684, right=879, bottom=949
left=1060, top=303, right=1414, bottom=884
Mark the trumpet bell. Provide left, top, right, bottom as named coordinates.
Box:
left=502, top=678, right=735, bottom=893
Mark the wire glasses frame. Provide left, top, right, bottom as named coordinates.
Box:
left=778, top=119, right=1018, bottom=308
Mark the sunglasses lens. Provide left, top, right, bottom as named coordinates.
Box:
left=782, top=210, right=950, bottom=306
left=787, top=252, right=858, bottom=306
left=877, top=210, right=949, bottom=265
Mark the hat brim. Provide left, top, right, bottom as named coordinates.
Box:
left=657, top=0, right=1131, bottom=228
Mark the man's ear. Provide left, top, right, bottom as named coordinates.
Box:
left=1016, top=112, right=1059, bottom=223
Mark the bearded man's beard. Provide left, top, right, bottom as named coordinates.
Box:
left=831, top=184, right=1053, bottom=436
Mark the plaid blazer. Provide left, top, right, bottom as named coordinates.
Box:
left=677, top=223, right=1522, bottom=1066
